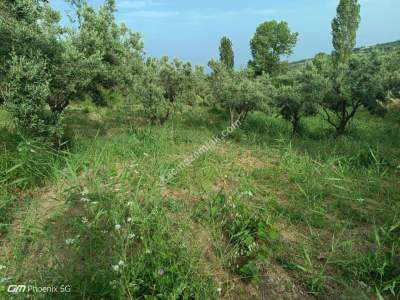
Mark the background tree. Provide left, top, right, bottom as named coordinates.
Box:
left=249, top=21, right=298, bottom=76
left=385, top=48, right=400, bottom=99
left=332, top=0, right=361, bottom=66
left=208, top=60, right=273, bottom=126
left=219, top=36, right=234, bottom=70
left=315, top=50, right=388, bottom=134
left=318, top=0, right=363, bottom=135
left=68, top=0, right=143, bottom=107
left=275, top=62, right=326, bottom=135
left=135, top=59, right=170, bottom=125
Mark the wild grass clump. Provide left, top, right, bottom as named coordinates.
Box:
left=194, top=192, right=279, bottom=281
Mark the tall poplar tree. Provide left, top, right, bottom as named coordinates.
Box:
left=219, top=36, right=234, bottom=70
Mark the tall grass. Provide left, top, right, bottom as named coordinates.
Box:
left=1, top=105, right=399, bottom=299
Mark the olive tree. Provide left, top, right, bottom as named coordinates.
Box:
left=275, top=62, right=326, bottom=135
left=208, top=60, right=273, bottom=126
left=315, top=50, right=388, bottom=135
left=0, top=0, right=65, bottom=139
left=134, top=59, right=170, bottom=125
left=67, top=0, right=143, bottom=107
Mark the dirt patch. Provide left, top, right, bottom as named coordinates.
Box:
left=237, top=150, right=265, bottom=169
left=276, top=222, right=300, bottom=244
left=259, top=263, right=313, bottom=300
left=211, top=178, right=237, bottom=193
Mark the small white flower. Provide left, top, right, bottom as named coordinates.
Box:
left=82, top=217, right=88, bottom=224
left=217, top=287, right=222, bottom=294
left=80, top=197, right=90, bottom=203
left=0, top=265, right=6, bottom=270
left=112, top=265, right=119, bottom=272
left=127, top=201, right=134, bottom=207
left=128, top=233, right=136, bottom=239
left=91, top=201, right=98, bottom=205
left=118, top=260, right=125, bottom=266
left=115, top=224, right=122, bottom=230
left=65, top=238, right=75, bottom=245
left=81, top=188, right=89, bottom=196
left=127, top=218, right=132, bottom=223
left=134, top=170, right=139, bottom=174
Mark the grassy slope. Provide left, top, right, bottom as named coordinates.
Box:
left=0, top=104, right=399, bottom=299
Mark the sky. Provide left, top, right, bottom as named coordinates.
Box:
left=50, top=0, right=400, bottom=68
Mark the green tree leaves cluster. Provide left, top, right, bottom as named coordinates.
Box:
left=274, top=62, right=326, bottom=135
left=316, top=0, right=389, bottom=135
left=249, top=21, right=298, bottom=76
left=219, top=37, right=234, bottom=70
left=134, top=57, right=209, bottom=124
left=208, top=60, right=274, bottom=126
left=0, top=0, right=143, bottom=141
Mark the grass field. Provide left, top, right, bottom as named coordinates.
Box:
left=1, top=103, right=399, bottom=299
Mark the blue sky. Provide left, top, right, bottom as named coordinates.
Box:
left=51, top=0, right=400, bottom=67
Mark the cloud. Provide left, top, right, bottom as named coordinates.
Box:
left=118, top=0, right=161, bottom=10
left=117, top=2, right=278, bottom=20
left=187, top=8, right=278, bottom=22
left=121, top=10, right=179, bottom=19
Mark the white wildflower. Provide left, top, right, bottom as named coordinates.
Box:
left=65, top=238, right=75, bottom=245
left=112, top=265, right=119, bottom=272
left=0, top=265, right=6, bottom=270
left=115, top=224, right=122, bottom=230
left=81, top=188, right=89, bottom=196
left=217, top=287, right=222, bottom=294
left=127, top=218, right=132, bottom=223
left=118, top=260, right=125, bottom=266
left=128, top=233, right=136, bottom=239
left=80, top=197, right=90, bottom=203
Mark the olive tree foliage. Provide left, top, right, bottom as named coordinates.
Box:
left=274, top=62, right=326, bottom=135
left=134, top=57, right=208, bottom=124
left=0, top=0, right=66, bottom=138
left=158, top=57, right=197, bottom=104
left=5, top=55, right=53, bottom=136
left=66, top=0, right=144, bottom=108
left=314, top=50, right=388, bottom=134
left=134, top=59, right=170, bottom=125
left=385, top=48, right=400, bottom=99
left=0, top=0, right=143, bottom=140
left=208, top=60, right=274, bottom=126
left=249, top=21, right=298, bottom=76
left=219, top=37, right=234, bottom=70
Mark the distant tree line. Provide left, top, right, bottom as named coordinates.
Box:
left=0, top=0, right=399, bottom=143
